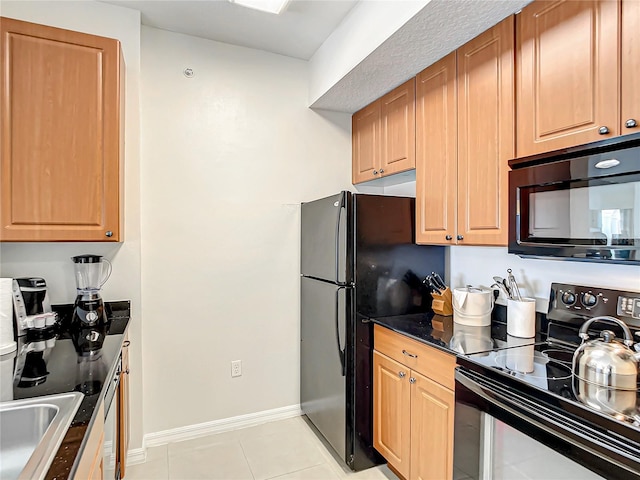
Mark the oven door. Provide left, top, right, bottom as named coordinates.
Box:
left=453, top=367, right=640, bottom=480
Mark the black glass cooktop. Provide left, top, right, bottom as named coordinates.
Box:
left=463, top=339, right=640, bottom=429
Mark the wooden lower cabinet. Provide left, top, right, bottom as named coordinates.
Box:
left=119, top=335, right=131, bottom=478
left=73, top=403, right=105, bottom=480
left=373, top=351, right=411, bottom=479
left=373, top=326, right=455, bottom=480
left=410, top=371, right=455, bottom=480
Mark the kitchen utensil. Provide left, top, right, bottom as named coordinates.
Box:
left=427, top=276, right=442, bottom=295
left=507, top=298, right=536, bottom=338
left=491, top=282, right=510, bottom=300
left=72, top=255, right=112, bottom=326
left=507, top=269, right=522, bottom=301
left=572, top=316, right=639, bottom=391
left=493, top=276, right=511, bottom=297
left=432, top=272, right=446, bottom=290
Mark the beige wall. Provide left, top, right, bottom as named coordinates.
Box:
left=139, top=26, right=352, bottom=433
left=0, top=0, right=145, bottom=451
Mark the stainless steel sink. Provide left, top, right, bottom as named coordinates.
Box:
left=0, top=392, right=83, bottom=480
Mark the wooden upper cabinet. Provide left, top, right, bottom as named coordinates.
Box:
left=621, top=0, right=640, bottom=134
left=352, top=78, right=415, bottom=184
left=516, top=0, right=620, bottom=156
left=457, top=15, right=514, bottom=246
left=0, top=17, right=124, bottom=242
left=415, top=53, right=457, bottom=245
left=416, top=14, right=513, bottom=247
left=380, top=78, right=415, bottom=176
left=352, top=102, right=381, bottom=184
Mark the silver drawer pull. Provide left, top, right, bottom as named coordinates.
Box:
left=402, top=349, right=418, bottom=358
left=409, top=377, right=416, bottom=384
left=399, top=371, right=406, bottom=378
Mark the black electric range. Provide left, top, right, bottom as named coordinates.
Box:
left=455, top=283, right=640, bottom=480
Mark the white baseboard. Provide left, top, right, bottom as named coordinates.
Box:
left=126, top=447, right=147, bottom=466
left=142, top=403, right=302, bottom=451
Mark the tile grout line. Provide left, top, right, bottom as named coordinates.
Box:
left=238, top=437, right=258, bottom=480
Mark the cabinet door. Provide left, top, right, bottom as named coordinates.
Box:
left=73, top=402, right=105, bottom=480
left=457, top=16, right=514, bottom=246
left=516, top=0, right=619, bottom=156
left=119, top=336, right=130, bottom=478
left=381, top=78, right=415, bottom=177
left=410, top=371, right=454, bottom=480
left=416, top=53, right=457, bottom=245
left=0, top=17, right=123, bottom=241
left=373, top=351, right=411, bottom=479
left=352, top=102, right=381, bottom=184
left=621, top=0, right=640, bottom=135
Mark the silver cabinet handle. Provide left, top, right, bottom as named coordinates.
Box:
left=105, top=231, right=113, bottom=237
left=457, top=235, right=464, bottom=241
left=399, top=371, right=406, bottom=378
left=598, top=126, right=610, bottom=135
left=625, top=119, right=638, bottom=128
left=379, top=168, right=385, bottom=174
left=402, top=349, right=418, bottom=358
left=445, top=235, right=452, bottom=241
left=373, top=170, right=378, bottom=175
left=409, top=377, right=416, bottom=384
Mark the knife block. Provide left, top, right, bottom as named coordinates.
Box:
left=431, top=287, right=453, bottom=316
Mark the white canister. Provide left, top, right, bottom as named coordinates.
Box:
left=452, top=287, right=494, bottom=326
left=507, top=298, right=536, bottom=338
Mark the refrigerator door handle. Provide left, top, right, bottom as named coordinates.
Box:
left=335, top=286, right=346, bottom=377
left=334, top=192, right=346, bottom=285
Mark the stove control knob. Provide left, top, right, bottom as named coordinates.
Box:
left=581, top=292, right=598, bottom=308
left=561, top=291, right=576, bottom=306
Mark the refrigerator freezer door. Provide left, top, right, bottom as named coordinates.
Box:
left=301, top=276, right=348, bottom=461
left=301, top=192, right=349, bottom=284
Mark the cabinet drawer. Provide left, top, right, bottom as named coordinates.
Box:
left=374, top=324, right=456, bottom=390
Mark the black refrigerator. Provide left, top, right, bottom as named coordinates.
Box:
left=300, top=192, right=445, bottom=471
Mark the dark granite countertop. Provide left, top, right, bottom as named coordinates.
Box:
left=371, top=305, right=545, bottom=357
left=2, top=301, right=130, bottom=480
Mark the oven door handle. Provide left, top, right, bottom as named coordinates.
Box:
left=455, top=368, right=640, bottom=475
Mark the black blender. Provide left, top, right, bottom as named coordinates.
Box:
left=72, top=254, right=112, bottom=326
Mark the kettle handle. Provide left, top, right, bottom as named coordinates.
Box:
left=578, top=316, right=634, bottom=347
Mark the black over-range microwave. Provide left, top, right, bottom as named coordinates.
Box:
left=509, top=132, right=640, bottom=265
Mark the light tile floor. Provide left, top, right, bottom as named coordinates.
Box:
left=127, top=416, right=399, bottom=480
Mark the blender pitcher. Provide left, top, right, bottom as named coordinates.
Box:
left=71, top=255, right=112, bottom=326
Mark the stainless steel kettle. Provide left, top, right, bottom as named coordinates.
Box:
left=572, top=316, right=640, bottom=391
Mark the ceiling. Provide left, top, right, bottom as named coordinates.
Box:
left=99, top=0, right=359, bottom=60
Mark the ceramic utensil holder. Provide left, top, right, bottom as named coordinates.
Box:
left=507, top=298, right=536, bottom=338
left=431, top=287, right=453, bottom=316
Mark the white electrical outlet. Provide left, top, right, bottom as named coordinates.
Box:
left=231, top=360, right=242, bottom=377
